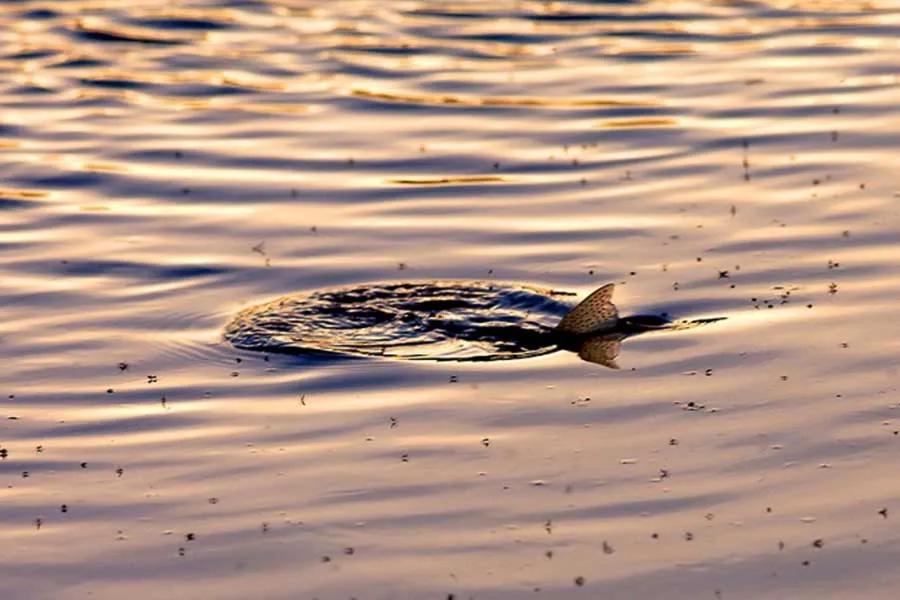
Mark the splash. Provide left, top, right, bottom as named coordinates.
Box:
left=225, top=282, right=575, bottom=361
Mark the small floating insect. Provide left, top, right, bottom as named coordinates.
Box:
left=225, top=282, right=723, bottom=368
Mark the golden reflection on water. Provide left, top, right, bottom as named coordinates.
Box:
left=351, top=88, right=656, bottom=108
left=0, top=0, right=899, bottom=598
left=388, top=175, right=506, bottom=185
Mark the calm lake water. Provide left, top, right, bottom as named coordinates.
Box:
left=2, top=1, right=899, bottom=598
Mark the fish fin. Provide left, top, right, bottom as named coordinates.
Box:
left=555, top=283, right=618, bottom=335
left=577, top=335, right=622, bottom=369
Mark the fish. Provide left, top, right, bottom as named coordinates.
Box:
left=549, top=283, right=720, bottom=369
left=555, top=282, right=619, bottom=335
left=225, top=281, right=723, bottom=368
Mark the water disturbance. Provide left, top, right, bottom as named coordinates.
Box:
left=226, top=281, right=572, bottom=361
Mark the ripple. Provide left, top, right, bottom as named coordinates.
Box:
left=225, top=281, right=570, bottom=361
left=0, top=189, right=48, bottom=202
left=131, top=17, right=234, bottom=32
left=70, top=19, right=189, bottom=45
left=388, top=176, right=507, bottom=185
left=350, top=88, right=655, bottom=109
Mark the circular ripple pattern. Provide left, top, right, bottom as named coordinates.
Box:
left=225, top=281, right=574, bottom=361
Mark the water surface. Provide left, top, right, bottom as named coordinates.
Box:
left=1, top=1, right=899, bottom=598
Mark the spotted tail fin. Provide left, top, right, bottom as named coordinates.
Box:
left=577, top=334, right=623, bottom=369
left=554, top=283, right=618, bottom=335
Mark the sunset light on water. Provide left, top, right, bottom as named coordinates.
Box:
left=1, top=1, right=899, bottom=598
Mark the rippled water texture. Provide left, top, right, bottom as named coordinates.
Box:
left=2, top=1, right=899, bottom=598
left=225, top=281, right=574, bottom=361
